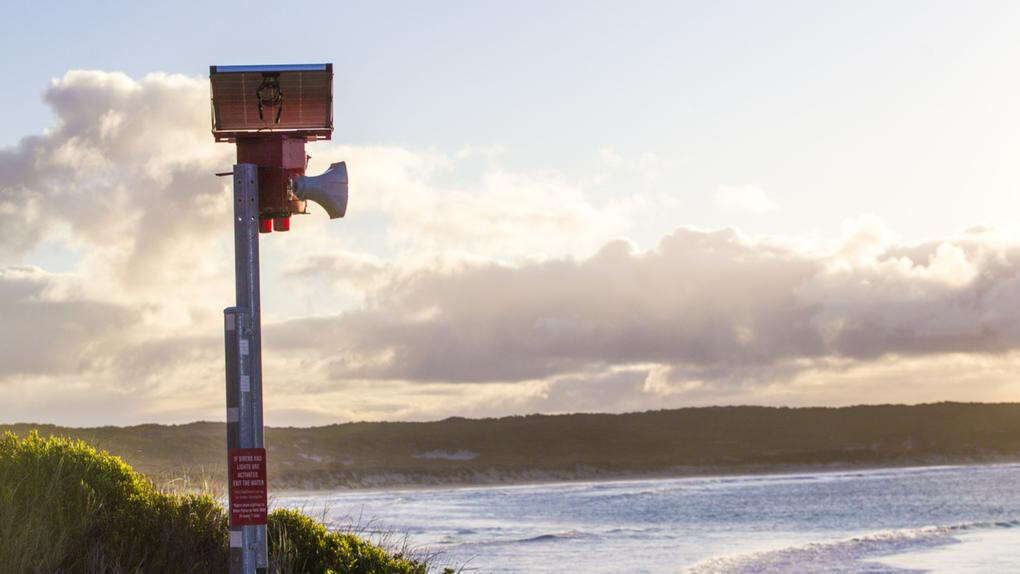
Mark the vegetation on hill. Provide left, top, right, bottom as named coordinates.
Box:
left=0, top=432, right=433, bottom=573
left=5, top=402, right=1020, bottom=490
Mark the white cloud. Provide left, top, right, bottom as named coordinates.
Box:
left=0, top=69, right=635, bottom=424
left=302, top=144, right=629, bottom=261
left=716, top=184, right=779, bottom=213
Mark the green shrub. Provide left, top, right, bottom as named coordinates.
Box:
left=269, top=509, right=427, bottom=574
left=0, top=431, right=434, bottom=574
left=0, top=431, right=228, bottom=573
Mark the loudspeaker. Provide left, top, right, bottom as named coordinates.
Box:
left=292, top=162, right=348, bottom=219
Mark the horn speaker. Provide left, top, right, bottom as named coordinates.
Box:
left=292, top=162, right=348, bottom=219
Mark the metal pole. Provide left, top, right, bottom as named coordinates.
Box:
left=226, top=163, right=268, bottom=574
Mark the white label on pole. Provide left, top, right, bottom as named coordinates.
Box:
left=240, top=339, right=249, bottom=355
left=240, top=375, right=250, bottom=392
left=227, top=407, right=239, bottom=422
left=225, top=314, right=236, bottom=330
left=230, top=530, right=243, bottom=547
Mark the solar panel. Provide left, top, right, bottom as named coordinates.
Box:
left=210, top=64, right=333, bottom=142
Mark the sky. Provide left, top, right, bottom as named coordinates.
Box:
left=4, top=2, right=1020, bottom=426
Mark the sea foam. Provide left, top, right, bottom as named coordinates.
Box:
left=685, top=520, right=1020, bottom=573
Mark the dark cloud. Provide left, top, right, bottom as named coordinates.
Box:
left=0, top=267, right=139, bottom=377
left=267, top=227, right=1020, bottom=386
left=112, top=334, right=221, bottom=383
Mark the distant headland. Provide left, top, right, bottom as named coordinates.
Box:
left=5, top=402, right=1020, bottom=491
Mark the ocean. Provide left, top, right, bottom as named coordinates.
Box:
left=275, top=463, right=1020, bottom=573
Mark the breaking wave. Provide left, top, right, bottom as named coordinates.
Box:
left=517, top=530, right=592, bottom=543
left=685, top=520, right=1020, bottom=573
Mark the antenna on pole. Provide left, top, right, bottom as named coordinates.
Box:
left=210, top=63, right=347, bottom=574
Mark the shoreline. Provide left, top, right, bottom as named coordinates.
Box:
left=270, top=457, right=1020, bottom=496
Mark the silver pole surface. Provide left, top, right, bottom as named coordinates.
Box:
left=226, top=164, right=268, bottom=574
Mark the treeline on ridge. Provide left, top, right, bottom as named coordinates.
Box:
left=4, top=402, right=1020, bottom=489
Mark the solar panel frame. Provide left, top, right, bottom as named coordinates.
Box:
left=210, top=63, right=333, bottom=142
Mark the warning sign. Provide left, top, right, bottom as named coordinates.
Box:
left=228, top=447, right=268, bottom=525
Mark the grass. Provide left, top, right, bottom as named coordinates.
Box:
left=0, top=431, right=444, bottom=573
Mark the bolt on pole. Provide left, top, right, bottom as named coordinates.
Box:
left=225, top=163, right=268, bottom=574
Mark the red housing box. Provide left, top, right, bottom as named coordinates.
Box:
left=236, top=136, right=307, bottom=220
left=228, top=447, right=268, bottom=526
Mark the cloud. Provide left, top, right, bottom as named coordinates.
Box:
left=268, top=225, right=1020, bottom=397
left=0, top=266, right=140, bottom=377
left=0, top=69, right=637, bottom=424
left=4, top=68, right=1020, bottom=426
left=298, top=145, right=629, bottom=261
left=716, top=184, right=778, bottom=213
left=0, top=70, right=234, bottom=303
